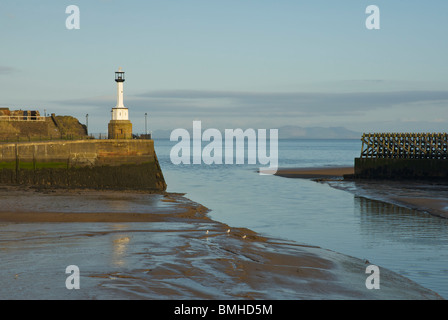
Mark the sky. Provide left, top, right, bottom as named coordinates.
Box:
left=1, top=0, right=448, bottom=135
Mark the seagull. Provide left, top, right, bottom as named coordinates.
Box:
left=227, top=229, right=230, bottom=234
left=242, top=235, right=247, bottom=239
left=206, top=230, right=209, bottom=235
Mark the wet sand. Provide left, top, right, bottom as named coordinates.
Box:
left=0, top=186, right=442, bottom=299
left=274, top=166, right=448, bottom=219
left=273, top=167, right=354, bottom=179
left=389, top=197, right=448, bottom=219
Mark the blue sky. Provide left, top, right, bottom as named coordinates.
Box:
left=1, top=1, right=448, bottom=134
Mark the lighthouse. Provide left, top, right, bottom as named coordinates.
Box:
left=108, top=67, right=133, bottom=139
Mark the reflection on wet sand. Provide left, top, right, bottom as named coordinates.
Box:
left=329, top=179, right=448, bottom=219
left=355, top=196, right=448, bottom=242
left=111, top=225, right=131, bottom=267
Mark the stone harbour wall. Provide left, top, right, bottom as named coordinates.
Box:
left=0, top=140, right=166, bottom=191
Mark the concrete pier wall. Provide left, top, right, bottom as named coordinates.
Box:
left=0, top=140, right=166, bottom=191
left=353, top=158, right=448, bottom=180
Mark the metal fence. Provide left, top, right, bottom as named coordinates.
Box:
left=0, top=116, right=46, bottom=122
left=0, top=132, right=153, bottom=143
left=89, top=133, right=152, bottom=140
left=0, top=134, right=91, bottom=143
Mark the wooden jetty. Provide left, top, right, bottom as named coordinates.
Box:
left=350, top=133, right=448, bottom=180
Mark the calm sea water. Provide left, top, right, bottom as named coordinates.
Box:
left=154, top=138, right=448, bottom=298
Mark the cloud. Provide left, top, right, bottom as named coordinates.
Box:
left=131, top=89, right=448, bottom=116
left=0, top=66, right=18, bottom=75
left=53, top=89, right=448, bottom=129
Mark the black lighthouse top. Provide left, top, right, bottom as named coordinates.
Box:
left=115, top=68, right=125, bottom=82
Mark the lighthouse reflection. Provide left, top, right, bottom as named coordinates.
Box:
left=111, top=224, right=131, bottom=267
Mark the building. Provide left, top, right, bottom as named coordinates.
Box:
left=0, top=108, right=42, bottom=121
left=108, top=68, right=133, bottom=139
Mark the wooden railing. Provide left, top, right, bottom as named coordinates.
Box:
left=360, top=133, right=448, bottom=159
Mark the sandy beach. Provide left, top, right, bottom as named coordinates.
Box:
left=0, top=186, right=442, bottom=300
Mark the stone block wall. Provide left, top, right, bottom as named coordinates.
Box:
left=0, top=140, right=166, bottom=191
left=108, top=120, right=133, bottom=139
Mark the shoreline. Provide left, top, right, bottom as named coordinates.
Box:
left=274, top=166, right=354, bottom=179
left=274, top=166, right=448, bottom=219
left=0, top=185, right=442, bottom=299
left=389, top=196, right=448, bottom=220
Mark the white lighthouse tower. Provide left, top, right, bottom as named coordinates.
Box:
left=108, top=67, right=132, bottom=139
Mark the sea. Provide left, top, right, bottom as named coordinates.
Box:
left=154, top=138, right=448, bottom=299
